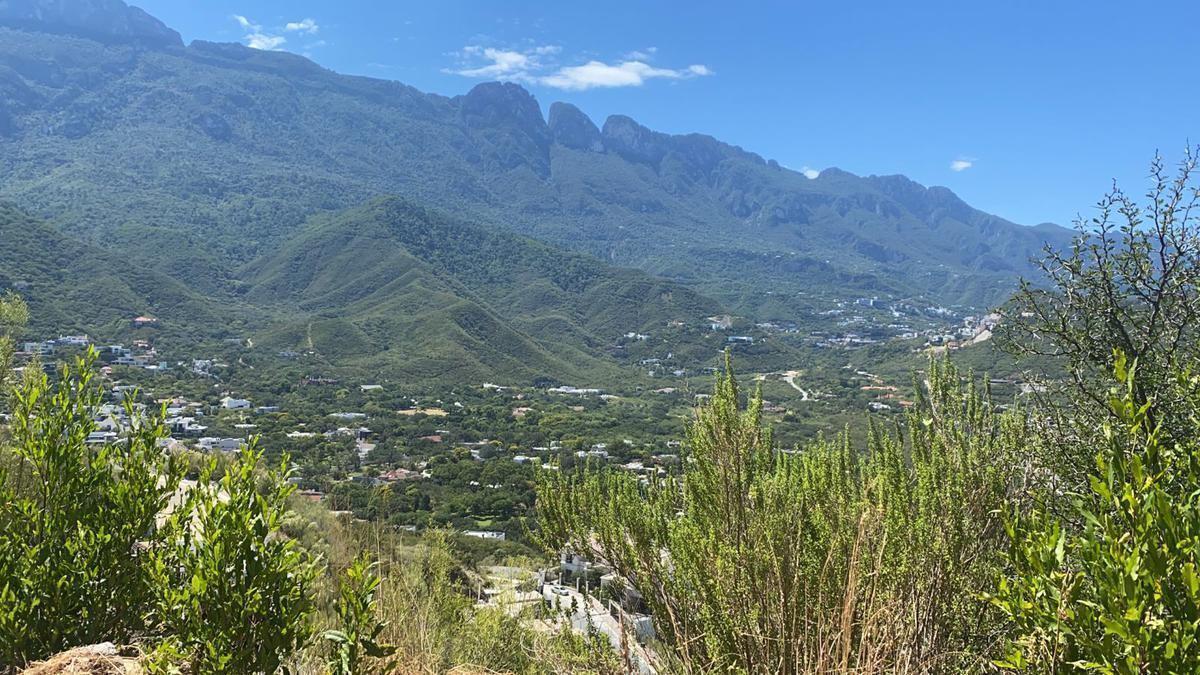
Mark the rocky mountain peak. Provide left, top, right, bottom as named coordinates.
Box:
left=601, top=114, right=670, bottom=166
left=547, top=102, right=602, bottom=152
left=458, top=82, right=548, bottom=136
left=456, top=82, right=552, bottom=176
left=0, top=0, right=182, bottom=47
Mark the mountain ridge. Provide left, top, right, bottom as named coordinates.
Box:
left=0, top=0, right=181, bottom=46
left=0, top=0, right=1077, bottom=378
left=245, top=197, right=725, bottom=384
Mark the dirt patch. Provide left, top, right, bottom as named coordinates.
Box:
left=21, top=644, right=141, bottom=675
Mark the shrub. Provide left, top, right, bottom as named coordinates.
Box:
left=536, top=354, right=1021, bottom=673
left=990, top=352, right=1200, bottom=672
left=146, top=446, right=316, bottom=674
left=1001, top=149, right=1200, bottom=480
left=324, top=553, right=394, bottom=675
left=0, top=351, right=182, bottom=670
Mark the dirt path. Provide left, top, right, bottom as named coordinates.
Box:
left=781, top=370, right=812, bottom=401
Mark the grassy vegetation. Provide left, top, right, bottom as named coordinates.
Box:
left=537, top=354, right=1021, bottom=672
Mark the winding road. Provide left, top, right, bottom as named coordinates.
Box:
left=781, top=370, right=813, bottom=401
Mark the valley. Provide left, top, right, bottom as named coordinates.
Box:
left=4, top=2, right=1171, bottom=673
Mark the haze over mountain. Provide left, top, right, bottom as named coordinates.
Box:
left=0, top=0, right=1073, bottom=381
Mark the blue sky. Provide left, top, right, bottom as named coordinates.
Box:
left=134, top=0, right=1199, bottom=228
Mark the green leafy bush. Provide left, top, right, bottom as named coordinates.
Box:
left=0, top=351, right=182, bottom=670
left=324, top=553, right=394, bottom=675
left=146, top=446, right=316, bottom=674
left=990, top=353, right=1200, bottom=672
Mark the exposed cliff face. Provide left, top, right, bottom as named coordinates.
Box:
left=0, top=1, right=1074, bottom=311
left=456, top=81, right=552, bottom=176
left=601, top=114, right=672, bottom=167
left=548, top=102, right=603, bottom=152
left=0, top=0, right=182, bottom=47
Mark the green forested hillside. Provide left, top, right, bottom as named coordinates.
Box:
left=0, top=11, right=1072, bottom=318
left=0, top=202, right=246, bottom=341
left=0, top=198, right=730, bottom=385
left=247, top=198, right=722, bottom=385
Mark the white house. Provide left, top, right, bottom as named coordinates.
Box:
left=220, top=396, right=251, bottom=410
left=198, top=437, right=243, bottom=452
left=462, top=530, right=506, bottom=541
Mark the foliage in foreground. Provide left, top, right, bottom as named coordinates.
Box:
left=0, top=292, right=27, bottom=396
left=323, top=554, right=394, bottom=675
left=1001, top=148, right=1200, bottom=481
left=360, top=528, right=621, bottom=675
left=147, top=446, right=316, bottom=674
left=0, top=347, right=618, bottom=674
left=0, top=353, right=313, bottom=673
left=537, top=353, right=1022, bottom=673
left=0, top=353, right=181, bottom=668
left=991, top=353, right=1200, bottom=673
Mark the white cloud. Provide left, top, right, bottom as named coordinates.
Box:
left=285, top=18, right=319, bottom=34
left=950, top=158, right=974, bottom=172
left=448, top=44, right=711, bottom=91
left=452, top=47, right=536, bottom=78
left=231, top=14, right=288, bottom=50
left=801, top=166, right=820, bottom=179
left=246, top=32, right=286, bottom=50
left=540, top=60, right=709, bottom=90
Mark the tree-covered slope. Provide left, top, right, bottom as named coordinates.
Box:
left=0, top=202, right=244, bottom=341
left=0, top=2, right=1072, bottom=314
left=247, top=198, right=722, bottom=385
left=0, top=197, right=733, bottom=385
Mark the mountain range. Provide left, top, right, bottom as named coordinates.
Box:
left=0, top=0, right=1073, bottom=383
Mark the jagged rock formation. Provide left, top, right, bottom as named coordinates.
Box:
left=0, top=0, right=181, bottom=46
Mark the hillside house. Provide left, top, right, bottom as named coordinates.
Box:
left=221, top=396, right=251, bottom=410
left=463, top=530, right=506, bottom=541
left=166, top=416, right=207, bottom=436
left=198, top=437, right=243, bottom=452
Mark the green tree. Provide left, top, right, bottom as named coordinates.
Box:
left=990, top=352, right=1200, bottom=673
left=1000, top=148, right=1200, bottom=477
left=0, top=351, right=182, bottom=670
left=536, top=353, right=1019, bottom=673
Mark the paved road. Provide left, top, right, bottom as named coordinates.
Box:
left=781, top=370, right=813, bottom=400
left=543, top=584, right=656, bottom=674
